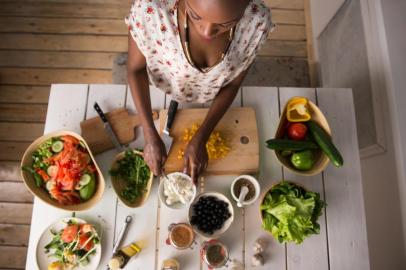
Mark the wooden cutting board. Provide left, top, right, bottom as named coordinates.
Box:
left=159, top=107, right=259, bottom=175
left=80, top=108, right=158, bottom=154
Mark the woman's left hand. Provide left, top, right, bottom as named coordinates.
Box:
left=183, top=135, right=208, bottom=184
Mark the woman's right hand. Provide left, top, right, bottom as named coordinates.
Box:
left=143, top=130, right=167, bottom=176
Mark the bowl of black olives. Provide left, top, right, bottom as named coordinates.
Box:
left=188, top=192, right=234, bottom=238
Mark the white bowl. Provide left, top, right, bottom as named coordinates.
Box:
left=231, top=175, right=260, bottom=206
left=188, top=192, right=234, bottom=239
left=158, top=172, right=196, bottom=210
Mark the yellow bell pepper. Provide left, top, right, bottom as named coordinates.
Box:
left=286, top=97, right=311, bottom=122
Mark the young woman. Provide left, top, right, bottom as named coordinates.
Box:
left=126, top=0, right=272, bottom=182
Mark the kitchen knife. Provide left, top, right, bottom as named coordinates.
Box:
left=162, top=100, right=179, bottom=154
left=93, top=102, right=124, bottom=152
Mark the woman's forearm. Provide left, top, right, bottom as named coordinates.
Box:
left=127, top=34, right=158, bottom=138
left=127, top=68, right=158, bottom=137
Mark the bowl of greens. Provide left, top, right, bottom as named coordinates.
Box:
left=109, top=150, right=153, bottom=208
left=260, top=181, right=326, bottom=244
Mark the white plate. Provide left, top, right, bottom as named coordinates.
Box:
left=36, top=217, right=102, bottom=270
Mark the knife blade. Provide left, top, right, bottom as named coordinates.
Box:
left=93, top=102, right=124, bottom=152
left=162, top=100, right=179, bottom=154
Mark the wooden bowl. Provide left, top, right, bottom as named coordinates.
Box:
left=275, top=98, right=331, bottom=176
left=20, top=131, right=105, bottom=211
left=110, top=150, right=154, bottom=208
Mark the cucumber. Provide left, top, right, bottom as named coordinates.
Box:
left=51, top=141, right=64, bottom=153
left=79, top=174, right=92, bottom=186
left=266, top=139, right=319, bottom=151
left=79, top=174, right=96, bottom=201
left=307, top=120, right=344, bottom=167
left=47, top=165, right=58, bottom=178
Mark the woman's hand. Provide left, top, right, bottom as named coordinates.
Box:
left=144, top=130, right=167, bottom=176
left=183, top=135, right=208, bottom=184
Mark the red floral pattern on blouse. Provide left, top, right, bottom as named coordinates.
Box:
left=125, top=0, right=272, bottom=103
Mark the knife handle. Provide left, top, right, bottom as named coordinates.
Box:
left=165, top=100, right=178, bottom=131
left=94, top=102, right=108, bottom=123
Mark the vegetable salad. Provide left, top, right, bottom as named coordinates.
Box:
left=45, top=219, right=100, bottom=269
left=22, top=135, right=97, bottom=205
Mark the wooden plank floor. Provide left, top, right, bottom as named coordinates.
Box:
left=0, top=0, right=311, bottom=268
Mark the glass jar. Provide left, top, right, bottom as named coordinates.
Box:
left=166, top=223, right=195, bottom=250
left=201, top=239, right=230, bottom=268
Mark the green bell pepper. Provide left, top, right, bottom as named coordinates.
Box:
left=291, top=150, right=315, bottom=171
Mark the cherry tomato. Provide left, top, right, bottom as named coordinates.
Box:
left=61, top=224, right=79, bottom=243
left=287, top=123, right=308, bottom=141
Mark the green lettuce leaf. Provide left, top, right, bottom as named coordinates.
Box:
left=261, top=181, right=326, bottom=244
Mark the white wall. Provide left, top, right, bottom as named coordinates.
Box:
left=310, top=0, right=346, bottom=37
left=310, top=0, right=406, bottom=268
left=378, top=0, right=406, bottom=258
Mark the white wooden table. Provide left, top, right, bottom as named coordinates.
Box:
left=26, top=85, right=370, bottom=270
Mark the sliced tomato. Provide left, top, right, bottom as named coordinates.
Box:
left=80, top=224, right=94, bottom=234
left=61, top=224, right=79, bottom=243
left=62, top=135, right=79, bottom=146
left=79, top=233, right=94, bottom=251
left=36, top=169, right=50, bottom=181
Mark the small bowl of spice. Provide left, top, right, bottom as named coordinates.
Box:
left=231, top=175, right=260, bottom=207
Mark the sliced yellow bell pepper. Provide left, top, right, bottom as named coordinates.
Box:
left=286, top=97, right=311, bottom=122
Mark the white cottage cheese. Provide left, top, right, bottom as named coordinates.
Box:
left=163, top=174, right=194, bottom=205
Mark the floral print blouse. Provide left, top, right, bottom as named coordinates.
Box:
left=125, top=0, right=272, bottom=103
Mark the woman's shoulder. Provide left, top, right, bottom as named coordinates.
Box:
left=130, top=0, right=177, bottom=12
left=248, top=0, right=272, bottom=26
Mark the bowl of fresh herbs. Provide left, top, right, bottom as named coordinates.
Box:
left=109, top=150, right=153, bottom=208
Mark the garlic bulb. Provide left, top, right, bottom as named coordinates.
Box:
left=251, top=253, right=264, bottom=267
left=253, top=238, right=266, bottom=253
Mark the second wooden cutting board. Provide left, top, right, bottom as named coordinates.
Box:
left=159, top=107, right=259, bottom=175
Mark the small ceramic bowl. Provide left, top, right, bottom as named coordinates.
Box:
left=230, top=175, right=260, bottom=207
left=20, top=130, right=105, bottom=211
left=158, top=172, right=196, bottom=210
left=188, top=192, right=234, bottom=239
left=110, top=150, right=154, bottom=208
left=275, top=97, right=331, bottom=176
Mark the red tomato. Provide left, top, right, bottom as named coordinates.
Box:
left=61, top=224, right=79, bottom=243
left=80, top=224, right=94, bottom=234
left=79, top=233, right=94, bottom=251
left=287, top=123, right=308, bottom=141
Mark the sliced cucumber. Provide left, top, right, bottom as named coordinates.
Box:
left=46, top=180, right=56, bottom=191
left=51, top=141, right=64, bottom=153
left=79, top=174, right=96, bottom=201
left=46, top=165, right=58, bottom=178
left=79, top=174, right=92, bottom=186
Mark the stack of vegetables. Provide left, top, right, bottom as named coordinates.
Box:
left=22, top=135, right=97, bottom=205
left=260, top=181, right=326, bottom=244
left=266, top=97, right=343, bottom=171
